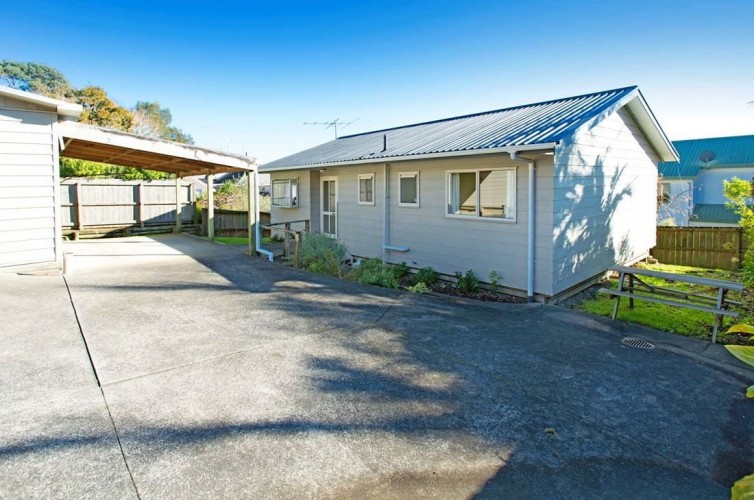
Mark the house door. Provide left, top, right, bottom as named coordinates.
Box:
left=321, top=177, right=337, bottom=237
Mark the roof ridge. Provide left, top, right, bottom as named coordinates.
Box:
left=673, top=133, right=754, bottom=143
left=338, top=85, right=638, bottom=139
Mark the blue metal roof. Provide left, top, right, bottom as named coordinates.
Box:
left=659, top=135, right=754, bottom=180
left=690, top=204, right=740, bottom=224
left=262, top=86, right=646, bottom=171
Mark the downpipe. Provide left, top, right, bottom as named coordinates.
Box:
left=510, top=151, right=536, bottom=303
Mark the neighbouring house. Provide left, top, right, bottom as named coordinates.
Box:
left=0, top=85, right=254, bottom=271
left=261, top=86, right=678, bottom=301
left=658, top=134, right=754, bottom=227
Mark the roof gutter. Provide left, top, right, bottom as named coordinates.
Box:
left=261, top=143, right=557, bottom=172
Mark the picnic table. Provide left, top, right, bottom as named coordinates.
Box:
left=599, top=266, right=743, bottom=343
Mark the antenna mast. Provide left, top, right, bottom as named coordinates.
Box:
left=304, top=118, right=358, bottom=138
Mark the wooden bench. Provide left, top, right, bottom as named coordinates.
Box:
left=599, top=266, right=743, bottom=343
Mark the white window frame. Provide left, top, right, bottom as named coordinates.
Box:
left=445, top=167, right=516, bottom=222
left=398, top=171, right=420, bottom=207
left=358, top=173, right=375, bottom=206
left=271, top=178, right=299, bottom=208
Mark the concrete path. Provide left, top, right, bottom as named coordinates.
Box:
left=1, top=234, right=752, bottom=499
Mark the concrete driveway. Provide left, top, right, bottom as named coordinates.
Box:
left=1, top=234, right=752, bottom=499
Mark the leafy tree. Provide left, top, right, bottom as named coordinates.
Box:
left=723, top=177, right=754, bottom=284
left=0, top=60, right=73, bottom=98
left=132, top=101, right=194, bottom=144
left=76, top=86, right=134, bottom=131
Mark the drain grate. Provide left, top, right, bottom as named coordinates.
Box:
left=622, top=337, right=655, bottom=350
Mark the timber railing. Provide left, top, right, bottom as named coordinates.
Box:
left=261, top=220, right=310, bottom=267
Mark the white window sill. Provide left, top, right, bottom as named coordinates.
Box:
left=445, top=214, right=517, bottom=224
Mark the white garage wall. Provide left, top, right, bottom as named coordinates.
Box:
left=0, top=97, right=58, bottom=268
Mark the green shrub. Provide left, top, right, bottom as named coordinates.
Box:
left=415, top=266, right=440, bottom=286
left=407, top=282, right=429, bottom=294
left=350, top=258, right=399, bottom=288
left=488, top=270, right=502, bottom=293
left=392, top=261, right=410, bottom=279
left=300, top=233, right=350, bottom=277
left=454, top=269, right=479, bottom=294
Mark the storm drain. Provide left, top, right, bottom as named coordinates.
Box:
left=621, top=337, right=655, bottom=350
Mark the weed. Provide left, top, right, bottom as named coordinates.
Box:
left=488, top=270, right=502, bottom=293
left=392, top=261, right=411, bottom=279
left=407, top=282, right=429, bottom=294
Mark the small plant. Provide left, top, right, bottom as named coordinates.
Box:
left=300, top=233, right=350, bottom=277
left=488, top=270, right=502, bottom=293
left=415, top=266, right=440, bottom=286
left=392, top=261, right=410, bottom=279
left=454, top=269, right=479, bottom=294
left=271, top=234, right=285, bottom=243
left=407, top=282, right=429, bottom=294
left=349, top=258, right=399, bottom=288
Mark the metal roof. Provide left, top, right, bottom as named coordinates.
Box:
left=262, top=85, right=673, bottom=171
left=690, top=204, right=740, bottom=224
left=659, top=135, right=754, bottom=180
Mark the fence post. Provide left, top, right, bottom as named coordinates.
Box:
left=138, top=182, right=145, bottom=228
left=284, top=222, right=291, bottom=257
left=294, top=232, right=301, bottom=268
left=74, top=181, right=84, bottom=230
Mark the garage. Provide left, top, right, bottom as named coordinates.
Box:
left=0, top=85, right=257, bottom=270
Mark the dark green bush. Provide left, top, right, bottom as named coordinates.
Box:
left=415, top=266, right=440, bottom=286
left=454, top=269, right=479, bottom=294
left=300, top=233, right=350, bottom=277
left=350, top=258, right=399, bottom=288
left=392, top=261, right=410, bottom=279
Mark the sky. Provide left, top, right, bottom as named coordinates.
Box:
left=2, top=0, right=753, bottom=164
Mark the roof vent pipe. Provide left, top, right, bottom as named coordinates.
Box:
left=382, top=134, right=387, bottom=152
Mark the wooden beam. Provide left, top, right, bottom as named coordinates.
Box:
left=207, top=173, right=214, bottom=241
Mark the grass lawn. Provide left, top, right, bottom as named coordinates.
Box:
left=573, top=262, right=754, bottom=344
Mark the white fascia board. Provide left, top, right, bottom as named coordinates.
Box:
left=59, top=121, right=256, bottom=170
left=0, top=85, right=82, bottom=118
left=259, top=143, right=557, bottom=172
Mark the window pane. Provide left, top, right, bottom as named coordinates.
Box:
left=359, top=177, right=373, bottom=203
left=400, top=175, right=417, bottom=204
left=479, top=170, right=511, bottom=218
left=448, top=172, right=477, bottom=216
left=322, top=180, right=330, bottom=211
left=479, top=170, right=513, bottom=219
left=272, top=180, right=290, bottom=206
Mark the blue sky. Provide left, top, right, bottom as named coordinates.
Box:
left=3, top=0, right=753, bottom=163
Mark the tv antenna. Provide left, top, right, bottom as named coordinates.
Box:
left=304, top=118, right=358, bottom=138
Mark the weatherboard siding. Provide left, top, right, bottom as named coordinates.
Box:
left=272, top=154, right=556, bottom=295
left=0, top=99, right=57, bottom=268
left=552, top=107, right=659, bottom=294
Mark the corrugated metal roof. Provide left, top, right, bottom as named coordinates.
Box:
left=262, top=86, right=641, bottom=171
left=659, top=135, right=754, bottom=180
left=690, top=204, right=740, bottom=224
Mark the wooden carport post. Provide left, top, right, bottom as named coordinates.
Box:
left=247, top=170, right=256, bottom=256
left=174, top=176, right=182, bottom=234
left=206, top=172, right=215, bottom=241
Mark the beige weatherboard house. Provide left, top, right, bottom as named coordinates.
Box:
left=261, top=86, right=678, bottom=301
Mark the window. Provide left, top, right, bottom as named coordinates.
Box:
left=399, top=171, right=419, bottom=207
left=358, top=173, right=375, bottom=205
left=447, top=168, right=515, bottom=221
left=272, top=178, right=298, bottom=207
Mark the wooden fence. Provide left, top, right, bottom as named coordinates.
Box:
left=652, top=227, right=749, bottom=270
left=201, top=209, right=271, bottom=237
left=60, top=179, right=194, bottom=228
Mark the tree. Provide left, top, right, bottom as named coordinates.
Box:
left=0, top=60, right=73, bottom=99
left=76, top=86, right=134, bottom=131
left=132, top=101, right=194, bottom=144
left=723, top=177, right=754, bottom=284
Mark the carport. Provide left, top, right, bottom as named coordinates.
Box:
left=0, top=84, right=260, bottom=271
left=58, top=121, right=259, bottom=253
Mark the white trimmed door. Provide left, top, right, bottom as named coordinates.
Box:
left=321, top=177, right=337, bottom=237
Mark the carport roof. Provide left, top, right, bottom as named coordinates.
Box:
left=59, top=121, right=255, bottom=177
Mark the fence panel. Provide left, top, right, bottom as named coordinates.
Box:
left=201, top=209, right=271, bottom=237
left=652, top=227, right=743, bottom=270
left=60, top=179, right=193, bottom=228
